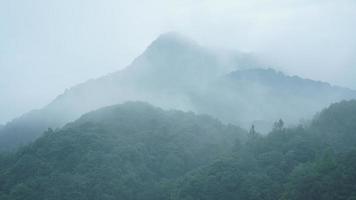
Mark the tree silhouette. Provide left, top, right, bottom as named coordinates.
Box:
left=273, top=119, right=284, bottom=131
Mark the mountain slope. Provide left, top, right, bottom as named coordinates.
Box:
left=170, top=100, right=356, bottom=200
left=0, top=33, right=259, bottom=151
left=191, top=68, right=356, bottom=132
left=1, top=33, right=356, bottom=150
left=0, top=102, right=246, bottom=200
left=1, top=100, right=356, bottom=200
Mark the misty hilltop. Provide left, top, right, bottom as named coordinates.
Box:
left=2, top=1, right=356, bottom=199
left=0, top=32, right=355, bottom=150
left=0, top=102, right=245, bottom=199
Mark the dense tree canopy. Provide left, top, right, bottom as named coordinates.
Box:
left=0, top=102, right=245, bottom=200
left=171, top=100, right=356, bottom=200
left=1, top=100, right=356, bottom=200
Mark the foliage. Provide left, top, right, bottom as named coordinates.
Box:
left=171, top=100, right=356, bottom=200
left=0, top=102, right=245, bottom=200
left=1, top=100, right=356, bottom=200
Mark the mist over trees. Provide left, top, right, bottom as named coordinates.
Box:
left=1, top=100, right=356, bottom=200
left=2, top=0, right=356, bottom=199
left=1, top=33, right=355, bottom=151
left=0, top=34, right=355, bottom=200
left=0, top=102, right=246, bottom=200
left=171, top=100, right=356, bottom=200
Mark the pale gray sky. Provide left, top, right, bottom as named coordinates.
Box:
left=1, top=0, right=356, bottom=124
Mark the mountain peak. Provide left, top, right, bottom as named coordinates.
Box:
left=148, top=32, right=199, bottom=51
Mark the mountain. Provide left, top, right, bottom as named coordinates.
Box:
left=191, top=68, right=356, bottom=132
left=0, top=32, right=260, bottom=151
left=169, top=100, right=356, bottom=200
left=1, top=32, right=356, bottom=151
left=1, top=100, right=356, bottom=200
left=0, top=102, right=245, bottom=200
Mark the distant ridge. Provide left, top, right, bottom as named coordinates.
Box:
left=1, top=33, right=355, bottom=151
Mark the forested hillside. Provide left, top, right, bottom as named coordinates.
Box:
left=171, top=100, right=356, bottom=200
left=0, top=33, right=256, bottom=151
left=1, top=33, right=355, bottom=151
left=1, top=100, right=356, bottom=200
left=193, top=68, right=356, bottom=132
left=3, top=1, right=356, bottom=200
left=0, top=102, right=245, bottom=200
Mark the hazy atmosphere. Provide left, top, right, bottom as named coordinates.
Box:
left=2, top=1, right=356, bottom=199
left=1, top=0, right=356, bottom=124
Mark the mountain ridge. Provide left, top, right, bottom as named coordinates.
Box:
left=1, top=33, right=355, bottom=151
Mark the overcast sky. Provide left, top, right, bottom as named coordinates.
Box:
left=1, top=0, right=356, bottom=124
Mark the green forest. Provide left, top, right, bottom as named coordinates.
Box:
left=1, top=100, right=356, bottom=200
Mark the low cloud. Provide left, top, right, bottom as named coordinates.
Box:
left=0, top=0, right=355, bottom=123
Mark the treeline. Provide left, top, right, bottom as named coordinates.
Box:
left=1, top=101, right=356, bottom=200
left=0, top=102, right=245, bottom=200
left=170, top=100, right=356, bottom=200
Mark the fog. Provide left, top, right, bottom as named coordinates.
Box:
left=1, top=0, right=356, bottom=124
